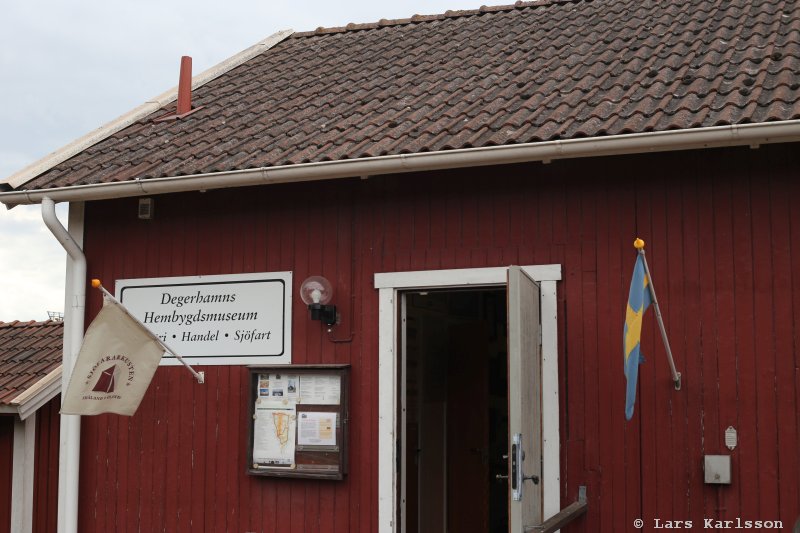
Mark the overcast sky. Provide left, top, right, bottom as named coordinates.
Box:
left=0, top=0, right=480, bottom=322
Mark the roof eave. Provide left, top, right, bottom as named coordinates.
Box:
left=3, top=120, right=800, bottom=208
left=7, top=365, right=63, bottom=420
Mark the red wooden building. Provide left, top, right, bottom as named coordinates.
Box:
left=2, top=1, right=799, bottom=531
left=0, top=321, right=62, bottom=533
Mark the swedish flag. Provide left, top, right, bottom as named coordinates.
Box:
left=624, top=253, right=652, bottom=420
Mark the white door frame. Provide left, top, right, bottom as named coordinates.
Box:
left=374, top=265, right=562, bottom=533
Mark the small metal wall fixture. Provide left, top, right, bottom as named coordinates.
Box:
left=725, top=426, right=737, bottom=451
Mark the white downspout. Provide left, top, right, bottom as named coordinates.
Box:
left=42, top=197, right=84, bottom=533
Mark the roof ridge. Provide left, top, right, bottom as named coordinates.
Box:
left=0, top=320, right=64, bottom=328
left=291, top=0, right=574, bottom=37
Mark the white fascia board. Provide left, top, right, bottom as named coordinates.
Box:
left=1, top=29, right=293, bottom=190
left=10, top=365, right=62, bottom=420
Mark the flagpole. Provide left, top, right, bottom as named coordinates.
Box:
left=633, top=239, right=681, bottom=391
left=91, top=280, right=205, bottom=384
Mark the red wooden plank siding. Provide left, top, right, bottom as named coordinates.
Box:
left=769, top=150, right=800, bottom=519
left=789, top=170, right=800, bottom=522
left=679, top=160, right=705, bottom=526
left=76, top=143, right=800, bottom=531
left=697, top=155, right=724, bottom=520
left=731, top=161, right=758, bottom=522
left=0, top=416, right=13, bottom=533
left=32, top=396, right=60, bottom=533
left=749, top=157, right=780, bottom=521
left=595, top=168, right=628, bottom=533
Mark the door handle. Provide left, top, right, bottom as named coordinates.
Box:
left=511, top=434, right=539, bottom=501
left=506, top=436, right=541, bottom=490
left=511, top=434, right=524, bottom=501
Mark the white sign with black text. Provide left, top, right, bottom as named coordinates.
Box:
left=116, top=272, right=292, bottom=365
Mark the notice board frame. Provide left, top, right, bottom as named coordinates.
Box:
left=247, top=364, right=350, bottom=480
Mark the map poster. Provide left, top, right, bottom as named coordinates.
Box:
left=253, top=399, right=297, bottom=467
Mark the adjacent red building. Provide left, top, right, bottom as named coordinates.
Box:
left=2, top=1, right=799, bottom=531
left=0, top=321, right=63, bottom=533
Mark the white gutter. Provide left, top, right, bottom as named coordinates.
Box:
left=41, top=198, right=85, bottom=533
left=3, top=119, right=800, bottom=208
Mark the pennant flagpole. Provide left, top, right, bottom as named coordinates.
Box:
left=91, top=279, right=205, bottom=384
left=633, top=240, right=681, bottom=390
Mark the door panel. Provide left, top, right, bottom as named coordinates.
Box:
left=506, top=267, right=542, bottom=532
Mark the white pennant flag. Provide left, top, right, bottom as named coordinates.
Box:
left=61, top=296, right=165, bottom=416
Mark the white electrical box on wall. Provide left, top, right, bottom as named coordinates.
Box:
left=704, top=455, right=731, bottom=484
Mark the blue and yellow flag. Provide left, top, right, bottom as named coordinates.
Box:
left=624, top=253, right=652, bottom=420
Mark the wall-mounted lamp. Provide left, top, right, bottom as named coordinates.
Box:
left=300, top=276, right=337, bottom=326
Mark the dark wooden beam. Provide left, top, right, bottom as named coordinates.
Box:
left=526, top=486, right=587, bottom=533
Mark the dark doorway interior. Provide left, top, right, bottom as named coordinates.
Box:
left=403, top=289, right=508, bottom=533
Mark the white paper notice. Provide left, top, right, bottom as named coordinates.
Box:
left=253, top=399, right=296, bottom=466
left=267, top=373, right=299, bottom=400
left=297, top=412, right=337, bottom=446
left=298, top=375, right=341, bottom=405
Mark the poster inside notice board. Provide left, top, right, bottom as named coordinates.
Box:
left=247, top=365, right=349, bottom=480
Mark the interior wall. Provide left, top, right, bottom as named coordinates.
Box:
left=405, top=290, right=508, bottom=533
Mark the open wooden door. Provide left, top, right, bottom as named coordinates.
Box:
left=506, top=266, right=543, bottom=532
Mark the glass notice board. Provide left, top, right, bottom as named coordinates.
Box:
left=247, top=365, right=349, bottom=480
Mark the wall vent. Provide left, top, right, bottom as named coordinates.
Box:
left=138, top=198, right=154, bottom=220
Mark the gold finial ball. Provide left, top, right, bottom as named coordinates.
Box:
left=91, top=279, right=102, bottom=288
left=633, top=238, right=645, bottom=249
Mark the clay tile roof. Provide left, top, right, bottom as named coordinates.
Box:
left=15, top=0, right=800, bottom=190
left=0, top=320, right=63, bottom=405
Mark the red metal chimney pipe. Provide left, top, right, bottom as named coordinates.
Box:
left=176, top=56, right=192, bottom=115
